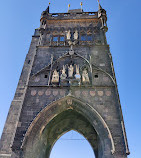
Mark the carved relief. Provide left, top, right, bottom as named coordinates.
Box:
left=66, top=30, right=71, bottom=40
left=75, top=65, right=81, bottom=80
left=68, top=65, right=74, bottom=78
left=31, top=90, right=37, bottom=96
left=60, top=65, right=67, bottom=80
left=82, top=69, right=90, bottom=83
left=74, top=30, right=78, bottom=40
left=51, top=69, right=59, bottom=83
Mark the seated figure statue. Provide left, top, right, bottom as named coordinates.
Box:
left=60, top=65, right=67, bottom=80
left=51, top=69, right=59, bottom=83
left=82, top=69, right=90, bottom=83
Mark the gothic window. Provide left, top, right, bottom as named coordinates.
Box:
left=60, top=36, right=65, bottom=41
left=81, top=34, right=87, bottom=41
left=87, top=34, right=93, bottom=41
left=53, top=36, right=58, bottom=42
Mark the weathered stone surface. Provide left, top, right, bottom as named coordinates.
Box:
left=0, top=6, right=129, bottom=158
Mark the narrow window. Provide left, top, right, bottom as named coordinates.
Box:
left=81, top=35, right=87, bottom=41
left=60, top=36, right=65, bottom=41
left=87, top=35, right=93, bottom=41
left=28, top=60, right=30, bottom=64
left=44, top=75, right=48, bottom=78
left=53, top=36, right=58, bottom=42
left=94, top=74, right=98, bottom=78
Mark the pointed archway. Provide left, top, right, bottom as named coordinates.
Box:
left=22, top=96, right=115, bottom=158
left=50, top=130, right=95, bottom=158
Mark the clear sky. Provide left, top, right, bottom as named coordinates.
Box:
left=0, top=0, right=141, bottom=158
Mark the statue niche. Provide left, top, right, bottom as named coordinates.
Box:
left=82, top=68, right=90, bottom=83
left=74, top=30, right=78, bottom=40
left=51, top=69, right=59, bottom=84
left=75, top=65, right=81, bottom=80
left=68, top=65, right=74, bottom=78
left=60, top=65, right=67, bottom=80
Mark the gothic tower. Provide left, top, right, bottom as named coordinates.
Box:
left=0, top=2, right=130, bottom=158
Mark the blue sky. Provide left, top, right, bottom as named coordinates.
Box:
left=0, top=0, right=141, bottom=157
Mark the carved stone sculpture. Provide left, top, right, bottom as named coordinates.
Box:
left=82, top=69, right=90, bottom=83
left=75, top=65, right=81, bottom=79
left=74, top=30, right=78, bottom=40
left=68, top=65, right=74, bottom=78
left=67, top=30, right=71, bottom=40
left=51, top=69, right=59, bottom=83
left=60, top=65, right=67, bottom=80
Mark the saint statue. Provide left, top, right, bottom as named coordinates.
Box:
left=75, top=65, right=81, bottom=79
left=74, top=30, right=78, bottom=40
left=68, top=65, right=74, bottom=78
left=60, top=65, right=67, bottom=80
left=67, top=30, right=71, bottom=40
left=51, top=69, right=59, bottom=83
left=82, top=69, right=90, bottom=83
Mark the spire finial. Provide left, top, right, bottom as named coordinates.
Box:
left=97, top=0, right=102, bottom=10
left=80, top=2, right=83, bottom=11
left=68, top=4, right=70, bottom=12
left=46, top=2, right=50, bottom=13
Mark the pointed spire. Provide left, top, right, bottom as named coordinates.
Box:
left=46, top=2, right=50, bottom=13
left=97, top=0, right=102, bottom=10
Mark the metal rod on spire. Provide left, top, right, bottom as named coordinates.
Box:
left=80, top=2, right=83, bottom=11
left=68, top=4, right=70, bottom=12
left=97, top=0, right=102, bottom=10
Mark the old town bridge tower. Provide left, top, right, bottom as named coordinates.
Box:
left=0, top=2, right=130, bottom=158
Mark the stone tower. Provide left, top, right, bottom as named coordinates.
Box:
left=0, top=2, right=130, bottom=158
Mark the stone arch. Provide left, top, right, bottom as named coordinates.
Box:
left=49, top=129, right=96, bottom=158
left=22, top=96, right=115, bottom=158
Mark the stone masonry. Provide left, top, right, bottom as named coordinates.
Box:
left=0, top=3, right=129, bottom=158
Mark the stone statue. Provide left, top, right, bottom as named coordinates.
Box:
left=74, top=30, right=78, bottom=40
left=68, top=65, right=74, bottom=78
left=75, top=65, right=81, bottom=79
left=82, top=69, right=90, bottom=83
left=67, top=30, right=71, bottom=40
left=51, top=69, right=59, bottom=83
left=60, top=65, right=67, bottom=80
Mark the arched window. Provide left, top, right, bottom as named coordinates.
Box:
left=50, top=130, right=95, bottom=158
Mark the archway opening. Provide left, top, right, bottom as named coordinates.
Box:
left=50, top=130, right=95, bottom=158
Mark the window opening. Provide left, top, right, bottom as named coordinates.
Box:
left=60, top=36, right=65, bottom=41
left=52, top=14, right=58, bottom=17
left=53, top=36, right=58, bottom=42
left=81, top=35, right=87, bottom=41
left=94, top=74, right=98, bottom=78
left=89, top=13, right=95, bottom=15
left=45, top=75, right=48, bottom=78
left=87, top=35, right=93, bottom=41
